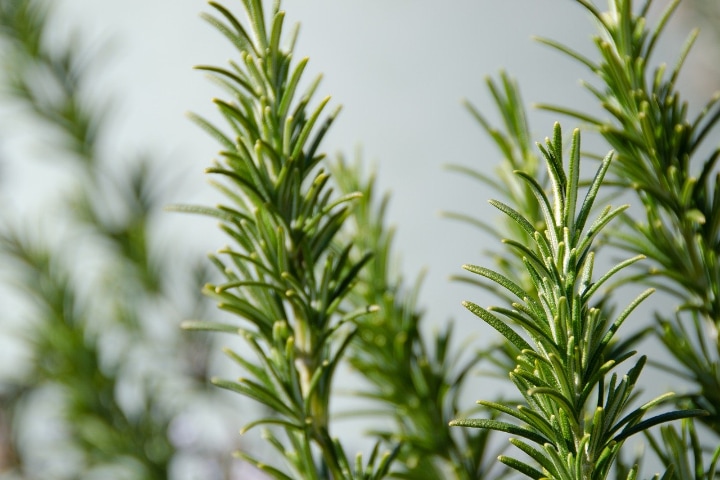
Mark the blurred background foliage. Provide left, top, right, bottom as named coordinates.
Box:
left=0, top=0, right=240, bottom=478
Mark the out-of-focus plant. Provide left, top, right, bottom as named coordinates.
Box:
left=0, top=0, right=229, bottom=478
left=445, top=72, right=544, bottom=301
left=332, top=158, right=508, bottom=480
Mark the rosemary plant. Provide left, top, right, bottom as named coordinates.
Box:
left=450, top=123, right=706, bottom=479
left=177, top=1, right=395, bottom=477
left=533, top=0, right=720, bottom=475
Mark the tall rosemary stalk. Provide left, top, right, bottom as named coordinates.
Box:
left=451, top=123, right=705, bottom=479
left=534, top=0, right=720, bottom=475
left=177, top=1, right=395, bottom=477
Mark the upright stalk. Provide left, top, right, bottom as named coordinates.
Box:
left=451, top=124, right=705, bottom=479
left=177, top=1, right=395, bottom=477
